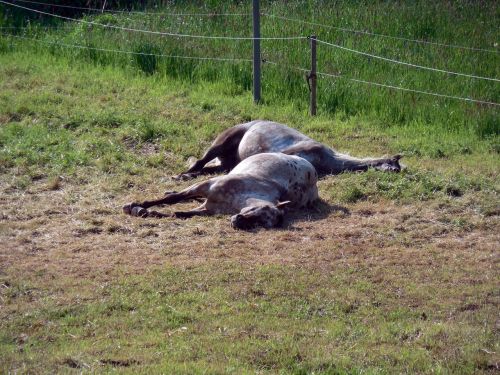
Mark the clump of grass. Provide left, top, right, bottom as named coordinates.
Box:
left=325, top=169, right=492, bottom=204
left=476, top=112, right=500, bottom=138
left=340, top=185, right=366, bottom=203
left=91, top=14, right=119, bottom=26
left=46, top=175, right=62, bottom=191
left=133, top=42, right=161, bottom=75
left=0, top=37, right=14, bottom=54
left=90, top=111, right=125, bottom=129
left=9, top=175, right=31, bottom=191
left=138, top=121, right=165, bottom=142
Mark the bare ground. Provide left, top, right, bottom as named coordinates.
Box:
left=1, top=170, right=498, bottom=283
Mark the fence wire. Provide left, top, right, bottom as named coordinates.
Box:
left=1, top=0, right=498, bottom=107
left=264, top=60, right=500, bottom=107
left=1, top=32, right=253, bottom=63
left=315, top=38, right=500, bottom=82
left=316, top=70, right=500, bottom=107
left=0, top=1, right=304, bottom=40
left=264, top=13, right=499, bottom=54
left=9, top=0, right=499, bottom=58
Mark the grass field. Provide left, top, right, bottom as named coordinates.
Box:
left=1, top=0, right=499, bottom=135
left=0, top=1, right=499, bottom=373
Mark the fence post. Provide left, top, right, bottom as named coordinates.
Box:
left=252, top=0, right=261, bottom=103
left=309, top=35, right=317, bottom=116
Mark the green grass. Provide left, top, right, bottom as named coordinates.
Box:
left=324, top=168, right=494, bottom=203
left=1, top=264, right=498, bottom=373
left=0, top=0, right=498, bottom=137
left=0, top=50, right=498, bottom=200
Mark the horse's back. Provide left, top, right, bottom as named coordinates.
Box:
left=237, top=121, right=312, bottom=159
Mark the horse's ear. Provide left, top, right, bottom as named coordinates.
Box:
left=276, top=201, right=292, bottom=209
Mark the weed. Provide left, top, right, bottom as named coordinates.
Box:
left=340, top=185, right=366, bottom=203
left=46, top=175, right=62, bottom=190
left=133, top=42, right=161, bottom=75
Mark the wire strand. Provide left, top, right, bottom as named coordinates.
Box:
left=10, top=0, right=252, bottom=17
left=264, top=60, right=500, bottom=107
left=264, top=13, right=499, bottom=54
left=317, top=71, right=500, bottom=106
left=315, top=38, right=500, bottom=82
left=3, top=32, right=496, bottom=106
left=0, top=1, right=305, bottom=40
left=1, top=32, right=253, bottom=62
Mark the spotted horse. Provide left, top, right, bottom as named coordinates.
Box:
left=123, top=153, right=319, bottom=230
left=174, top=120, right=402, bottom=180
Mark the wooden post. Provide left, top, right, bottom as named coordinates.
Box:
left=310, top=35, right=317, bottom=116
left=252, top=0, right=261, bottom=103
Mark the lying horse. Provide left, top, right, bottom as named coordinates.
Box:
left=174, top=120, right=402, bottom=180
left=123, top=153, right=319, bottom=229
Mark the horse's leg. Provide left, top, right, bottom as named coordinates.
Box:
left=144, top=205, right=209, bottom=219
left=173, top=163, right=230, bottom=181
left=372, top=154, right=403, bottom=172
left=172, top=206, right=209, bottom=219
left=283, top=142, right=402, bottom=175
left=172, top=146, right=226, bottom=181
left=328, top=152, right=403, bottom=173
left=123, top=181, right=211, bottom=216
left=173, top=123, right=251, bottom=180
left=163, top=190, right=205, bottom=203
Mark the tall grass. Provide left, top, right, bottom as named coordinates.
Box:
left=0, top=0, right=498, bottom=137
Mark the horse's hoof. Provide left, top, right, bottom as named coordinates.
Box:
left=172, top=173, right=196, bottom=181
left=376, top=163, right=400, bottom=172
left=123, top=204, right=133, bottom=215
left=131, top=206, right=148, bottom=217
left=393, top=154, right=403, bottom=161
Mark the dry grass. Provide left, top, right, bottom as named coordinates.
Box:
left=1, top=169, right=499, bottom=373
left=2, top=170, right=497, bottom=279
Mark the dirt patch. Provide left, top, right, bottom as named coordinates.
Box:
left=122, top=137, right=159, bottom=156
left=1, top=173, right=498, bottom=286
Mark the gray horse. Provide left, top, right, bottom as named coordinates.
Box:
left=124, top=152, right=319, bottom=230
left=174, top=120, right=402, bottom=180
